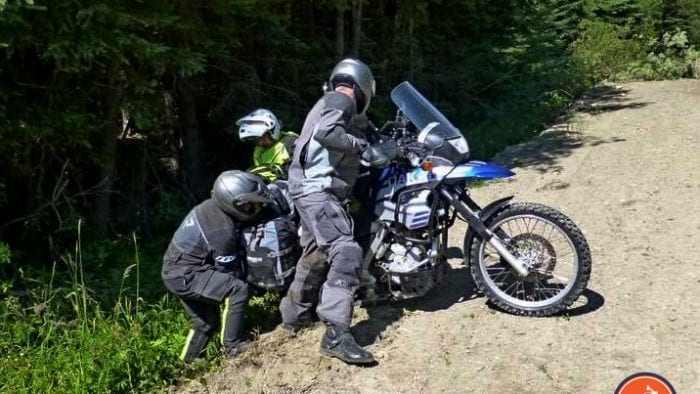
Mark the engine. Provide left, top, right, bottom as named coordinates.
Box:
left=383, top=243, right=431, bottom=274
left=376, top=239, right=445, bottom=299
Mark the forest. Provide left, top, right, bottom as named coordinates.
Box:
left=1, top=0, right=698, bottom=392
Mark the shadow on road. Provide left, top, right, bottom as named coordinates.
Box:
left=445, top=246, right=464, bottom=259
left=352, top=265, right=605, bottom=346
left=484, top=287, right=605, bottom=317
left=574, top=85, right=652, bottom=115
left=494, top=128, right=628, bottom=173
left=492, top=85, right=650, bottom=172
left=561, top=288, right=605, bottom=317
left=352, top=263, right=481, bottom=347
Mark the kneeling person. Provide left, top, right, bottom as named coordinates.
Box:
left=162, top=170, right=274, bottom=362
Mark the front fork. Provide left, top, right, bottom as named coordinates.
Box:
left=439, top=187, right=531, bottom=277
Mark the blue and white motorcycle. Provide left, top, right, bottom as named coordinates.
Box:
left=356, top=81, right=591, bottom=316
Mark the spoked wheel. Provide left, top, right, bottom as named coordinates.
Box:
left=465, top=203, right=591, bottom=316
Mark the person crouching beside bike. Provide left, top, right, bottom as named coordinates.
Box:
left=162, top=170, right=276, bottom=362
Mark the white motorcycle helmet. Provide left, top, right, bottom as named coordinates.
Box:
left=236, top=108, right=281, bottom=142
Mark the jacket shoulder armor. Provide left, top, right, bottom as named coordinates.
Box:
left=280, top=132, right=298, bottom=154
left=323, top=92, right=356, bottom=119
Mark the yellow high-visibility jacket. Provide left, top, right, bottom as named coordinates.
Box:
left=249, top=131, right=298, bottom=181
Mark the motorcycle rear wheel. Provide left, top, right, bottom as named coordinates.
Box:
left=465, top=202, right=591, bottom=316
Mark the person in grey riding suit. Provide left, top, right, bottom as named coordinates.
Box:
left=279, top=58, right=376, bottom=365
left=162, top=171, right=276, bottom=362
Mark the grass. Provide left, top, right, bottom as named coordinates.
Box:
left=0, top=220, right=278, bottom=393
left=0, top=295, right=196, bottom=392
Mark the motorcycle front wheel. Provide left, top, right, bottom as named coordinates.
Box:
left=465, top=202, right=591, bottom=316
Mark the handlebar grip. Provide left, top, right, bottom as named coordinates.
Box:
left=406, top=151, right=421, bottom=167
left=368, top=120, right=379, bottom=133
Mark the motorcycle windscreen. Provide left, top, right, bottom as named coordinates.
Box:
left=390, top=81, right=469, bottom=164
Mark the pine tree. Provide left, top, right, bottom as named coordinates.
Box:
left=662, top=0, right=700, bottom=45
left=550, top=0, right=588, bottom=43
left=586, top=0, right=646, bottom=36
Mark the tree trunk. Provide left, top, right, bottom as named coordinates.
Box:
left=170, top=0, right=205, bottom=200
left=94, top=59, right=123, bottom=236
left=350, top=0, right=363, bottom=57
left=121, top=130, right=148, bottom=236
left=409, top=7, right=414, bottom=81
left=162, top=88, right=181, bottom=177
left=335, top=3, right=346, bottom=59
left=176, top=79, right=205, bottom=200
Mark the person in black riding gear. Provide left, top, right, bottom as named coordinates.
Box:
left=279, top=58, right=377, bottom=365
left=162, top=170, right=282, bottom=362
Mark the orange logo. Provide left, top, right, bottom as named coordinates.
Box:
left=615, top=372, right=675, bottom=394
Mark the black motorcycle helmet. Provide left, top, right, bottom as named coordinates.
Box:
left=211, top=170, right=272, bottom=222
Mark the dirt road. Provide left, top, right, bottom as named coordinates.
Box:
left=178, top=80, right=700, bottom=393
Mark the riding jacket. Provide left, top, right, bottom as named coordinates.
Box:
left=288, top=92, right=366, bottom=200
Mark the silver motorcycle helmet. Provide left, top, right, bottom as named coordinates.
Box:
left=324, top=58, right=376, bottom=114
left=236, top=108, right=282, bottom=142
left=212, top=170, right=272, bottom=222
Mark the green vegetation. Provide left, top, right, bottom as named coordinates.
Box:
left=0, top=223, right=279, bottom=392
left=0, top=224, right=192, bottom=392
left=1, top=0, right=698, bottom=392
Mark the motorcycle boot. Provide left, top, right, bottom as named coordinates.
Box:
left=224, top=340, right=251, bottom=359
left=180, top=329, right=211, bottom=362
left=320, top=325, right=375, bottom=365
left=281, top=320, right=318, bottom=333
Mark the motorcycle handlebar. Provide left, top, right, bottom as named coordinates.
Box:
left=400, top=142, right=427, bottom=167
left=374, top=120, right=428, bottom=165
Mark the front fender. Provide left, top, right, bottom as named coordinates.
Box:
left=477, top=196, right=514, bottom=221
left=463, top=196, right=514, bottom=259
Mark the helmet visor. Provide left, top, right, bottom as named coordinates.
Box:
left=236, top=190, right=272, bottom=205
left=239, top=122, right=272, bottom=138
left=240, top=135, right=261, bottom=143
left=235, top=202, right=262, bottom=216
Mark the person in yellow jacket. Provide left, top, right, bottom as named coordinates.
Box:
left=236, top=109, right=298, bottom=182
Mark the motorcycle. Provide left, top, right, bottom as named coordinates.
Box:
left=352, top=81, right=591, bottom=316
left=246, top=81, right=591, bottom=317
